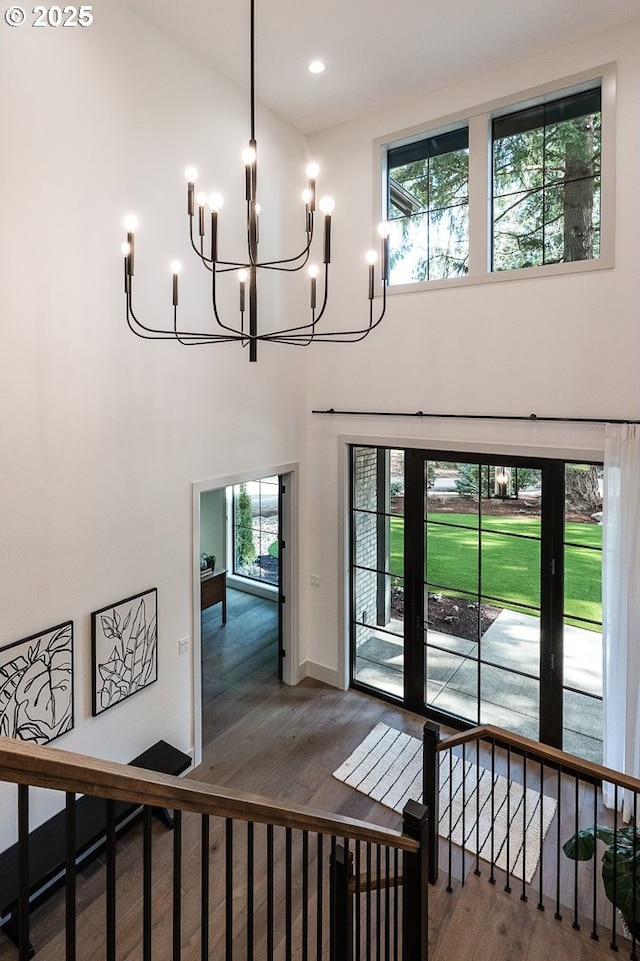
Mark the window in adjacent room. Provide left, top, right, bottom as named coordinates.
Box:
left=232, top=476, right=280, bottom=585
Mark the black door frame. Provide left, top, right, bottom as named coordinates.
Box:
left=350, top=445, right=568, bottom=749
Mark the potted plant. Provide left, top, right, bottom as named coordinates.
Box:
left=563, top=825, right=640, bottom=938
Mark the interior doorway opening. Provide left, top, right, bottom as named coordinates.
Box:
left=192, top=465, right=297, bottom=765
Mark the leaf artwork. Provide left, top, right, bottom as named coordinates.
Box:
left=92, top=590, right=157, bottom=714
left=0, top=623, right=74, bottom=744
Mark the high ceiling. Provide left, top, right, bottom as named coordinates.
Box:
left=119, top=0, right=639, bottom=134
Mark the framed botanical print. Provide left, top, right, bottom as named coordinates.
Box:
left=0, top=621, right=74, bottom=743
left=91, top=588, right=157, bottom=716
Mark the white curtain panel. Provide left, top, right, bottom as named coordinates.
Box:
left=602, top=423, right=640, bottom=815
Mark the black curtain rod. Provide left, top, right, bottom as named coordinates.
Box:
left=311, top=408, right=640, bottom=426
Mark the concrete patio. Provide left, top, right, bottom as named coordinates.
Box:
left=354, top=609, right=603, bottom=763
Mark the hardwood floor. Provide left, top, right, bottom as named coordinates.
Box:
left=0, top=635, right=621, bottom=960
left=201, top=586, right=279, bottom=744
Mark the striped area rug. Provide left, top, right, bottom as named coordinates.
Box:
left=333, top=722, right=557, bottom=884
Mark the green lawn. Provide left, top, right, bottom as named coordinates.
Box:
left=388, top=513, right=601, bottom=625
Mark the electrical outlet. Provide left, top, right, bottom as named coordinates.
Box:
left=178, top=637, right=190, bottom=655
left=310, top=574, right=320, bottom=587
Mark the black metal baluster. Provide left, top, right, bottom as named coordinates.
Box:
left=247, top=821, right=254, bottom=961
left=633, top=792, right=638, bottom=960
left=303, top=831, right=309, bottom=961
left=590, top=780, right=599, bottom=941
left=18, top=784, right=30, bottom=961
left=354, top=840, right=361, bottom=961
left=393, top=847, right=399, bottom=961
left=384, top=845, right=390, bottom=961
left=226, top=818, right=233, bottom=961
left=65, top=792, right=76, bottom=961
left=447, top=752, right=453, bottom=892
left=572, top=777, right=580, bottom=930
left=537, top=762, right=544, bottom=912
left=610, top=785, right=618, bottom=951
left=461, top=743, right=466, bottom=887
left=143, top=806, right=152, bottom=961
left=268, top=825, right=275, bottom=961
left=201, top=815, right=210, bottom=961
left=521, top=752, right=527, bottom=902
left=475, top=740, right=481, bottom=877
left=286, top=827, right=293, bottom=961
left=106, top=798, right=117, bottom=961
left=366, top=841, right=372, bottom=961
left=376, top=844, right=382, bottom=961
left=316, top=833, right=323, bottom=961
left=504, top=747, right=511, bottom=894
left=173, top=808, right=182, bottom=961
left=489, top=740, right=496, bottom=885
left=554, top=766, right=562, bottom=921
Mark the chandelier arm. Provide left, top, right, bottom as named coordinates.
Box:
left=264, top=282, right=388, bottom=343
left=263, top=264, right=330, bottom=338
left=189, top=216, right=213, bottom=271
left=208, top=258, right=253, bottom=339
left=126, top=270, right=241, bottom=342
left=256, top=226, right=315, bottom=268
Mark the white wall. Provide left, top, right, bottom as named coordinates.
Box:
left=299, top=24, right=640, bottom=681
left=0, top=0, right=309, bottom=843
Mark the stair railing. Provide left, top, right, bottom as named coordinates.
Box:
left=423, top=722, right=640, bottom=956
left=0, top=736, right=428, bottom=961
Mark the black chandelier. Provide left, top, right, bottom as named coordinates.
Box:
left=122, top=0, right=390, bottom=363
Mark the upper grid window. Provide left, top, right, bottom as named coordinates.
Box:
left=492, top=87, right=601, bottom=270
left=387, top=128, right=469, bottom=284
left=381, top=73, right=607, bottom=286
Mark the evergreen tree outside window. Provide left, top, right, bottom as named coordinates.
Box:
left=386, top=128, right=469, bottom=284
left=492, top=88, right=601, bottom=270
left=232, top=477, right=279, bottom=585
left=380, top=72, right=609, bottom=286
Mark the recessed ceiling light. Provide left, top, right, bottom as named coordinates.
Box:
left=308, top=60, right=325, bottom=74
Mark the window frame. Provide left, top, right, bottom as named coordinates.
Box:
left=374, top=63, right=615, bottom=293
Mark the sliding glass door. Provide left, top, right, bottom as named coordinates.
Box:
left=350, top=446, right=603, bottom=761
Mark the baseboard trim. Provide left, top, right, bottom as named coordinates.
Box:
left=300, top=660, right=343, bottom=689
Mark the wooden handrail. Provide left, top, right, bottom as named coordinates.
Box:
left=0, top=737, right=419, bottom=852
left=437, top=723, right=640, bottom=793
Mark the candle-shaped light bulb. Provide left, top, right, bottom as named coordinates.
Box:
left=308, top=263, right=319, bottom=310
left=305, top=162, right=318, bottom=213
left=185, top=167, right=197, bottom=216
left=319, top=196, right=334, bottom=263
left=121, top=242, right=132, bottom=290
left=123, top=215, right=137, bottom=275
left=318, top=195, right=334, bottom=215
left=196, top=191, right=208, bottom=206
left=208, top=197, right=222, bottom=263
left=242, top=146, right=257, bottom=166
left=302, top=188, right=313, bottom=205
left=366, top=250, right=377, bottom=300
left=238, top=269, right=248, bottom=312
left=170, top=261, right=181, bottom=306
left=377, top=221, right=391, bottom=281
